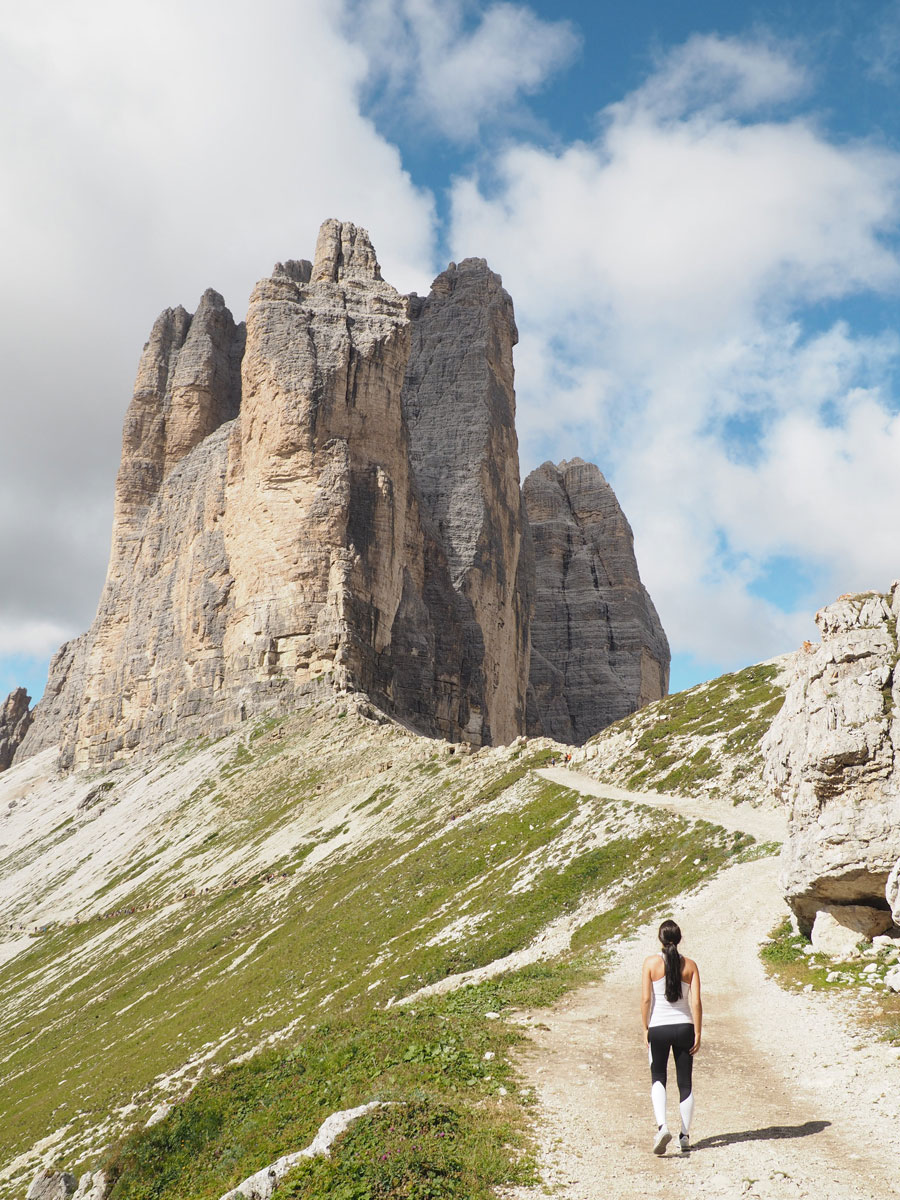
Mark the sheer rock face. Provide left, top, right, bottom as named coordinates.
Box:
left=22, top=222, right=535, bottom=767
left=403, top=259, right=530, bottom=744
left=762, top=587, right=900, bottom=932
left=18, top=220, right=669, bottom=769
left=44, top=283, right=245, bottom=769
left=220, top=221, right=481, bottom=743
left=13, top=637, right=89, bottom=763
left=523, top=459, right=669, bottom=745
left=0, top=688, right=32, bottom=771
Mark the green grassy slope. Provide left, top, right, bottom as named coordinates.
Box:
left=580, top=659, right=788, bottom=803
left=0, top=701, right=772, bottom=1200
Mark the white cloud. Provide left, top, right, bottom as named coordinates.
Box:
left=0, top=620, right=74, bottom=660
left=345, top=0, right=579, bottom=140
left=613, top=33, right=809, bottom=123
left=450, top=34, right=900, bottom=668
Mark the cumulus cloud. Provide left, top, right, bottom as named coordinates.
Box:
left=449, top=34, right=900, bottom=668
left=0, top=620, right=73, bottom=660
left=345, top=0, right=579, bottom=140
left=613, top=33, right=809, bottom=123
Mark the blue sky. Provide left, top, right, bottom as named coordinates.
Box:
left=2, top=0, right=900, bottom=705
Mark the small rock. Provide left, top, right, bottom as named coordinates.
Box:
left=810, top=907, right=893, bottom=957
left=72, top=1173, right=109, bottom=1200
left=26, top=1170, right=77, bottom=1200
left=145, top=1102, right=171, bottom=1128
left=484, top=1011, right=501, bottom=1020
left=884, top=965, right=900, bottom=993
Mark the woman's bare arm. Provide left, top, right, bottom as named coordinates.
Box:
left=640, top=958, right=653, bottom=1043
left=688, top=961, right=702, bottom=1054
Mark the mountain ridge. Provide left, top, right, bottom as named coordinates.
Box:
left=8, top=219, right=668, bottom=772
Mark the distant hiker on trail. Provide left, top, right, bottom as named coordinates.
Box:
left=641, top=918, right=702, bottom=1156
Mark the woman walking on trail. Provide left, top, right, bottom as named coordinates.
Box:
left=641, top=918, right=702, bottom=1155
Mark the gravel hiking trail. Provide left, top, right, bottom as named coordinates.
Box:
left=504, top=769, right=900, bottom=1200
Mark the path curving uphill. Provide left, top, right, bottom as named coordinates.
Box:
left=507, top=771, right=900, bottom=1200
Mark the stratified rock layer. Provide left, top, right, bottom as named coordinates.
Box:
left=523, top=459, right=669, bottom=744
left=0, top=688, right=32, bottom=771
left=403, top=259, right=530, bottom=744
left=763, top=587, right=900, bottom=932
left=18, top=221, right=669, bottom=768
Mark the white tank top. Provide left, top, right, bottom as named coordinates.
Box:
left=649, top=956, right=693, bottom=1027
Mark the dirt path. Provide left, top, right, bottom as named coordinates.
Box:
left=506, top=773, right=900, bottom=1199
left=536, top=767, right=786, bottom=843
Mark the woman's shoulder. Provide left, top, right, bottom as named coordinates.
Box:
left=681, top=955, right=699, bottom=975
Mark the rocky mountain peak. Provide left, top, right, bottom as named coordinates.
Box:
left=312, top=218, right=382, bottom=283
left=524, top=458, right=669, bottom=743
left=11, top=221, right=668, bottom=770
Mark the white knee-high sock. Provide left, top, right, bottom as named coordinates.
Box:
left=651, top=1081, right=667, bottom=1127
left=679, top=1090, right=694, bottom=1134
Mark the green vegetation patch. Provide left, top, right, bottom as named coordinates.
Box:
left=104, top=975, right=549, bottom=1200
left=0, top=706, right=772, bottom=1200
left=761, top=918, right=900, bottom=1045
left=589, top=661, right=785, bottom=800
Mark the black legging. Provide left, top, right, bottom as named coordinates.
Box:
left=648, top=1022, right=694, bottom=1101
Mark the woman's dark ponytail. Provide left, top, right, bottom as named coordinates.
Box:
left=658, top=919, right=683, bottom=1002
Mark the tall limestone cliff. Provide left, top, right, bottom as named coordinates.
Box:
left=14, top=220, right=669, bottom=770
left=523, top=459, right=669, bottom=743
left=403, top=259, right=531, bottom=745
left=763, top=587, right=900, bottom=932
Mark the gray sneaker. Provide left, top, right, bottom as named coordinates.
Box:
left=678, top=1133, right=690, bottom=1154
left=653, top=1126, right=672, bottom=1155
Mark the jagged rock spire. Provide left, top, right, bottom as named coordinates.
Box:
left=16, top=221, right=669, bottom=770
left=524, top=458, right=669, bottom=744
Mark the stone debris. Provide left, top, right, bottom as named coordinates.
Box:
left=810, top=905, right=894, bottom=957
left=71, top=1173, right=109, bottom=1200
left=144, top=1102, right=171, bottom=1128
left=25, top=1169, right=77, bottom=1200
left=763, top=585, right=900, bottom=931
left=218, top=1102, right=382, bottom=1200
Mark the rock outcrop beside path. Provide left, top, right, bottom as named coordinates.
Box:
left=13, top=220, right=668, bottom=769
left=763, top=587, right=900, bottom=932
